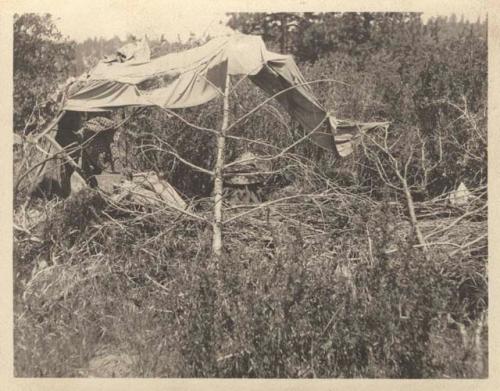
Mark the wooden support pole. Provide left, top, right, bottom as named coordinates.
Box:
left=212, top=72, right=230, bottom=257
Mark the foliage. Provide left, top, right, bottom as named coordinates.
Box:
left=13, top=185, right=487, bottom=377
left=13, top=13, right=75, bottom=133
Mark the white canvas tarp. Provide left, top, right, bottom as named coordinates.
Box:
left=64, top=34, right=387, bottom=156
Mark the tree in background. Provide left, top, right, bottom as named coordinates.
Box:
left=14, top=13, right=75, bottom=133
left=73, top=36, right=119, bottom=74
left=227, top=12, right=307, bottom=54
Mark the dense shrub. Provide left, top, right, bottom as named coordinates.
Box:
left=14, top=13, right=75, bottom=133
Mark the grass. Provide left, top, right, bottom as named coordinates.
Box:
left=13, top=182, right=487, bottom=378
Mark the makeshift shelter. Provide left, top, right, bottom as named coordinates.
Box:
left=28, top=33, right=388, bottom=256
left=63, top=33, right=387, bottom=156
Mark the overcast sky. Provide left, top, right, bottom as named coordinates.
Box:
left=54, top=9, right=233, bottom=43
left=11, top=0, right=488, bottom=43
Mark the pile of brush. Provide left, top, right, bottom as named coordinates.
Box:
left=13, top=168, right=488, bottom=377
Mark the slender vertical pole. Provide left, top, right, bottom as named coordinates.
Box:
left=212, top=72, right=230, bottom=257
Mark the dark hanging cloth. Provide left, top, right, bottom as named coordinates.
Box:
left=30, top=111, right=82, bottom=199
left=30, top=113, right=116, bottom=199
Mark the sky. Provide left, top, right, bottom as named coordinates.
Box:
left=53, top=8, right=233, bottom=43
left=10, top=0, right=488, bottom=43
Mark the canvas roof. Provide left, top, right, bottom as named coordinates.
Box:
left=64, top=34, right=387, bottom=155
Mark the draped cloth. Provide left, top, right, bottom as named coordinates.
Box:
left=64, top=34, right=388, bottom=155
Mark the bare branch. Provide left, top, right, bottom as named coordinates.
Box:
left=424, top=203, right=487, bottom=240
left=223, top=115, right=328, bottom=169
left=224, top=192, right=330, bottom=224
left=226, top=77, right=349, bottom=133
left=140, top=142, right=214, bottom=176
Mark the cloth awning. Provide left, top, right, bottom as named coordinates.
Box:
left=64, top=34, right=388, bottom=156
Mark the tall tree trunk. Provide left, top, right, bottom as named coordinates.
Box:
left=212, top=73, right=230, bottom=257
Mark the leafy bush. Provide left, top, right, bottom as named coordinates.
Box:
left=14, top=13, right=75, bottom=133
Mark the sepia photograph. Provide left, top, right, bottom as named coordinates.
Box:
left=7, top=0, right=490, bottom=381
